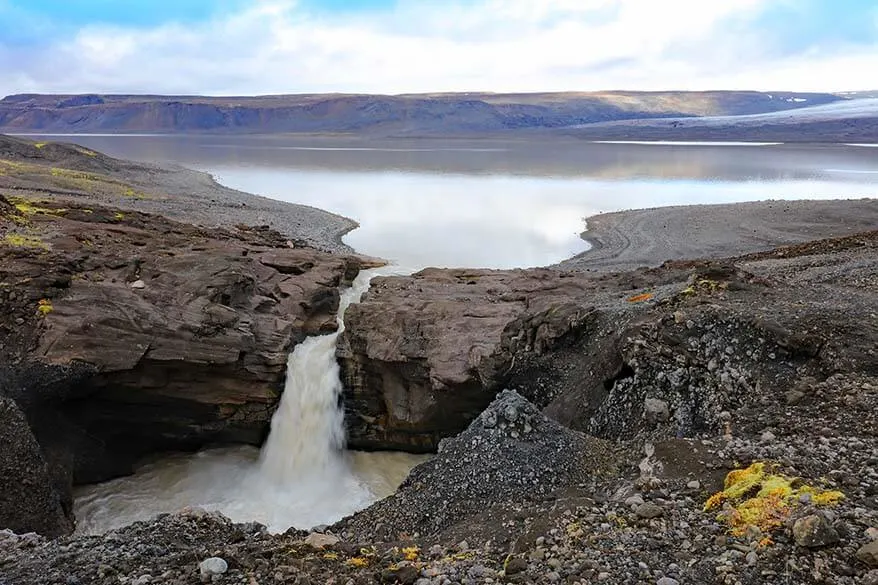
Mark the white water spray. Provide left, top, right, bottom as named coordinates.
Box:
left=74, top=266, right=427, bottom=534
left=258, top=267, right=374, bottom=483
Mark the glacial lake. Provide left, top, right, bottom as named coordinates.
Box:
left=23, top=135, right=878, bottom=268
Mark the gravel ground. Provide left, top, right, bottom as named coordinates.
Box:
left=117, top=162, right=358, bottom=254
left=559, top=199, right=878, bottom=273
left=0, top=134, right=358, bottom=253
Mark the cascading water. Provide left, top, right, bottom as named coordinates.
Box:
left=259, top=267, right=374, bottom=484
left=74, top=267, right=428, bottom=535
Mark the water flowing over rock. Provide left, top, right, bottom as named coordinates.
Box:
left=259, top=268, right=383, bottom=486
left=0, top=195, right=366, bottom=534
left=71, top=267, right=420, bottom=536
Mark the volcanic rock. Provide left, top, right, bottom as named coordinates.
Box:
left=0, top=398, right=73, bottom=537
left=793, top=513, right=840, bottom=548
left=339, top=231, right=878, bottom=453
left=337, top=390, right=614, bottom=541
left=337, top=267, right=628, bottom=451
left=0, top=194, right=364, bottom=498
left=859, top=540, right=878, bottom=567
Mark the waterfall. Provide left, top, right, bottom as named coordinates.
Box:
left=74, top=265, right=429, bottom=535
left=258, top=267, right=378, bottom=483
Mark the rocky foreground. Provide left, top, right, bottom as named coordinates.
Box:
left=3, top=220, right=877, bottom=583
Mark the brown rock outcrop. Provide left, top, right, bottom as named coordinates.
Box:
left=337, top=267, right=612, bottom=451
left=0, top=194, right=363, bottom=497
left=339, top=232, right=878, bottom=452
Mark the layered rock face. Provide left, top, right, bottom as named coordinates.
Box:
left=339, top=232, right=878, bottom=452
left=337, top=267, right=609, bottom=451
left=0, top=195, right=363, bottom=533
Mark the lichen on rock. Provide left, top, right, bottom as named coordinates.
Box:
left=704, top=462, right=844, bottom=537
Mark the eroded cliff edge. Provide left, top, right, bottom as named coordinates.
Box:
left=339, top=231, right=878, bottom=453
left=0, top=190, right=368, bottom=536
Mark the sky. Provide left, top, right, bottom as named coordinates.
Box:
left=0, top=0, right=876, bottom=96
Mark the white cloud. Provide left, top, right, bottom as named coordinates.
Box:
left=0, top=0, right=876, bottom=96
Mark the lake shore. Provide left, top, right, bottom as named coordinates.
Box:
left=153, top=160, right=877, bottom=273
left=0, top=134, right=358, bottom=253
left=560, top=198, right=878, bottom=272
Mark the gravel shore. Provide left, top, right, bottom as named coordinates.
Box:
left=559, top=198, right=878, bottom=272
left=119, top=162, right=359, bottom=254
left=0, top=134, right=358, bottom=253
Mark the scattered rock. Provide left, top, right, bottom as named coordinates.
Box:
left=785, top=389, right=805, bottom=405
left=625, top=494, right=646, bottom=508
left=304, top=532, right=340, bottom=549
left=634, top=502, right=664, bottom=519
left=793, top=513, right=840, bottom=548
left=858, top=540, right=878, bottom=567
left=129, top=279, right=146, bottom=289
left=339, top=390, right=613, bottom=541
left=198, top=557, right=228, bottom=579
left=504, top=557, right=527, bottom=575
left=644, top=398, right=671, bottom=424
left=380, top=564, right=419, bottom=584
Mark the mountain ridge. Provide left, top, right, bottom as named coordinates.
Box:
left=0, top=90, right=849, bottom=137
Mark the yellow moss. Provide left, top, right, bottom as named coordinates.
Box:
left=800, top=485, right=845, bottom=506
left=34, top=142, right=48, bottom=149
left=722, top=462, right=766, bottom=497
left=443, top=551, right=477, bottom=562
left=122, top=187, right=149, bottom=199
left=3, top=233, right=48, bottom=249
left=114, top=212, right=125, bottom=220
left=705, top=492, right=726, bottom=510
left=9, top=197, right=66, bottom=217
left=37, top=298, right=53, bottom=316
left=0, top=159, right=23, bottom=176
left=726, top=493, right=790, bottom=535
left=346, top=557, right=370, bottom=568
left=758, top=476, right=794, bottom=499
left=322, top=552, right=339, bottom=560
left=402, top=546, right=420, bottom=561
left=680, top=278, right=728, bottom=297
left=705, top=462, right=845, bottom=537
left=75, top=147, right=98, bottom=157
left=50, top=167, right=99, bottom=181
